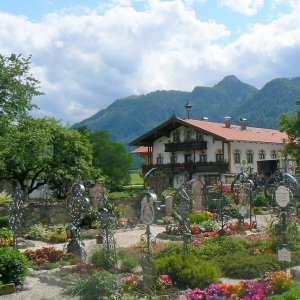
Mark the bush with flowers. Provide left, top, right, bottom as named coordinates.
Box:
left=156, top=274, right=172, bottom=290
left=186, top=280, right=275, bottom=300
left=23, top=246, right=77, bottom=269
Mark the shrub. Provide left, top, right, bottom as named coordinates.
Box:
left=63, top=270, right=120, bottom=300
left=120, top=253, right=140, bottom=272
left=0, top=216, right=9, bottom=228
left=192, top=236, right=247, bottom=259
left=254, top=193, right=268, bottom=207
left=0, top=192, right=12, bottom=204
left=155, top=253, right=221, bottom=289
left=0, top=227, right=13, bottom=239
left=267, top=281, right=300, bottom=300
left=200, top=218, right=220, bottom=232
left=89, top=247, right=116, bottom=270
left=188, top=211, right=210, bottom=224
left=0, top=247, right=29, bottom=285
left=213, top=250, right=282, bottom=279
left=48, top=232, right=67, bottom=243
left=155, top=242, right=183, bottom=260
left=24, top=224, right=51, bottom=239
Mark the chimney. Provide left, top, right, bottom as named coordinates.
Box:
left=224, top=116, right=231, bottom=128
left=201, top=117, right=209, bottom=122
left=240, top=118, right=247, bottom=130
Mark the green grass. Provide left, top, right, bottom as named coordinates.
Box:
left=130, top=173, right=144, bottom=185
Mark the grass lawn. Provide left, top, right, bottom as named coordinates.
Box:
left=130, top=173, right=144, bottom=185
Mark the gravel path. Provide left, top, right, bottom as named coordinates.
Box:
left=1, top=215, right=276, bottom=299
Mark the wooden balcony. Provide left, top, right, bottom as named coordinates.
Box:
left=142, top=162, right=229, bottom=175
left=164, top=141, right=207, bottom=152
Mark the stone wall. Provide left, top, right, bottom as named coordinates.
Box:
left=0, top=196, right=140, bottom=234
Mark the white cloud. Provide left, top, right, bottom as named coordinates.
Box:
left=219, top=0, right=264, bottom=16
left=0, top=0, right=300, bottom=125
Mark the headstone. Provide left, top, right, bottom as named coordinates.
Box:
left=91, top=183, right=105, bottom=207
left=141, top=256, right=156, bottom=287
left=144, top=168, right=170, bottom=201
left=278, top=247, right=291, bottom=263
left=165, top=196, right=173, bottom=215
left=192, top=179, right=203, bottom=211
left=276, top=185, right=290, bottom=207
left=174, top=188, right=189, bottom=218
left=141, top=194, right=156, bottom=225
left=239, top=205, right=247, bottom=217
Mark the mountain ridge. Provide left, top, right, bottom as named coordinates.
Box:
left=71, top=75, right=300, bottom=148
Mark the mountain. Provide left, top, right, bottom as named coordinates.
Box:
left=72, top=75, right=258, bottom=147
left=230, top=77, right=300, bottom=128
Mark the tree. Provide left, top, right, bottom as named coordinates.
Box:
left=0, top=53, right=43, bottom=120
left=0, top=116, right=100, bottom=199
left=76, top=127, right=133, bottom=191
left=279, top=96, right=300, bottom=168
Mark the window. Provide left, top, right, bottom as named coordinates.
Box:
left=174, top=132, right=180, bottom=142
left=234, top=153, right=241, bottom=164
left=216, top=153, right=223, bottom=162
left=171, top=155, right=177, bottom=163
left=199, top=155, right=207, bottom=163
left=157, top=157, right=163, bottom=165
left=186, top=131, right=192, bottom=141
left=247, top=153, right=253, bottom=164
left=259, top=153, right=266, bottom=159
left=196, top=132, right=203, bottom=141
left=185, top=153, right=193, bottom=163
left=271, top=153, right=277, bottom=159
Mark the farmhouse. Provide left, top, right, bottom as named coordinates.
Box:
left=129, top=112, right=292, bottom=188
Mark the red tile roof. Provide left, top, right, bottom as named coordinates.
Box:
left=181, top=118, right=287, bottom=144
left=130, top=146, right=149, bottom=154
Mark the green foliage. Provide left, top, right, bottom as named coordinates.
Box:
left=0, top=191, right=12, bottom=204
left=0, top=227, right=13, bottom=239
left=0, top=247, right=29, bottom=285
left=120, top=253, right=140, bottom=272
left=254, top=193, right=268, bottom=207
left=154, top=242, right=183, bottom=260
left=279, top=96, right=300, bottom=167
left=188, top=211, right=210, bottom=224
left=0, top=53, right=43, bottom=121
left=80, top=232, right=96, bottom=239
left=24, top=224, right=51, bottom=239
left=78, top=128, right=133, bottom=192
left=48, top=232, right=67, bottom=243
left=200, top=218, right=220, bottom=232
left=296, top=202, right=300, bottom=216
left=0, top=116, right=100, bottom=196
left=63, top=270, right=120, bottom=300
left=89, top=247, right=116, bottom=270
left=213, top=250, right=282, bottom=279
left=0, top=216, right=9, bottom=228
left=267, top=282, right=300, bottom=300
left=155, top=253, right=222, bottom=289
left=192, top=236, right=247, bottom=259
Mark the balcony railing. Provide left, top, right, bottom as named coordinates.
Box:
left=164, top=141, right=207, bottom=152
left=142, top=161, right=229, bottom=175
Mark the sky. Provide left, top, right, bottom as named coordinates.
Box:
left=1, top=0, right=300, bottom=126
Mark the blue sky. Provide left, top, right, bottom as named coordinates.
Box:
left=0, top=0, right=299, bottom=125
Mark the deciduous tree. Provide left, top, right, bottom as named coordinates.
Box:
left=0, top=53, right=43, bottom=120
left=0, top=116, right=100, bottom=199
left=279, top=96, right=300, bottom=168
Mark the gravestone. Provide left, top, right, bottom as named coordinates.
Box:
left=192, top=179, right=203, bottom=211
left=90, top=183, right=105, bottom=207
left=165, top=195, right=173, bottom=215
left=141, top=256, right=156, bottom=287
left=174, top=188, right=190, bottom=217
left=144, top=168, right=170, bottom=201
left=39, top=184, right=52, bottom=227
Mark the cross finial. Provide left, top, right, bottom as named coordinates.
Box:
left=278, top=152, right=285, bottom=170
